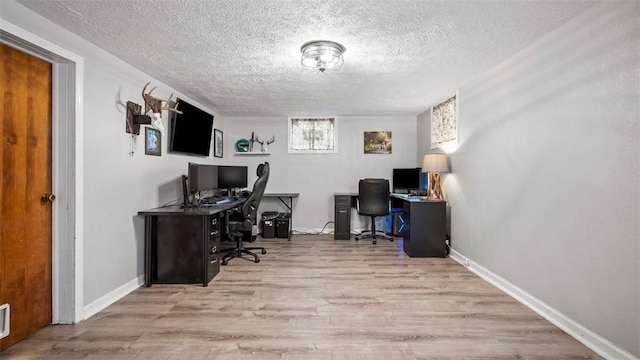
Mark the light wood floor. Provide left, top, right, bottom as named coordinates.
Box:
left=2, top=235, right=601, bottom=359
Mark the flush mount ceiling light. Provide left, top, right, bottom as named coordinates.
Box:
left=300, top=40, right=346, bottom=73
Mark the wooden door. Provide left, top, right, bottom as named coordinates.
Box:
left=0, top=43, right=53, bottom=350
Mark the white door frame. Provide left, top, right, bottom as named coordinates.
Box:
left=1, top=20, right=84, bottom=324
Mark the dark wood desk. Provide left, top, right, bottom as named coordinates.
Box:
left=333, top=193, right=446, bottom=257
left=391, top=194, right=446, bottom=257
left=263, top=193, right=299, bottom=240
left=138, top=200, right=244, bottom=287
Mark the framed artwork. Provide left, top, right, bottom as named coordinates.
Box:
left=431, top=93, right=458, bottom=149
left=364, top=131, right=392, bottom=154
left=214, top=129, right=223, bottom=158
left=288, top=117, right=337, bottom=153
left=145, top=127, right=161, bottom=156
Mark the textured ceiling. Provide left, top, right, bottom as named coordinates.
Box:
left=17, top=0, right=597, bottom=117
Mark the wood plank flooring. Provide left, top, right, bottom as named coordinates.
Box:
left=1, top=235, right=601, bottom=359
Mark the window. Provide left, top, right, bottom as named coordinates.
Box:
left=431, top=93, right=458, bottom=149
left=288, top=117, right=337, bottom=153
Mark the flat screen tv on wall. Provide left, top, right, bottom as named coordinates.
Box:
left=169, top=98, right=214, bottom=156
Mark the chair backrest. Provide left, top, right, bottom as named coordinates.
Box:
left=358, top=178, right=390, bottom=216
left=240, top=162, right=270, bottom=225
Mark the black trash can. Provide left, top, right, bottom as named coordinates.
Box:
left=276, top=213, right=291, bottom=238
left=261, top=211, right=279, bottom=238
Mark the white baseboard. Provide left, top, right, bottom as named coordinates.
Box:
left=82, top=275, right=144, bottom=320
left=449, top=249, right=638, bottom=360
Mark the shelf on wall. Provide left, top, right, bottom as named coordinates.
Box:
left=234, top=152, right=271, bottom=156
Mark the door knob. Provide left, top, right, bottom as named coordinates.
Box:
left=41, top=194, right=56, bottom=203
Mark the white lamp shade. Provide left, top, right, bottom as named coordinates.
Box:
left=422, top=153, right=449, bottom=173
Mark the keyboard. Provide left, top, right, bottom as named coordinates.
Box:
left=200, top=196, right=238, bottom=205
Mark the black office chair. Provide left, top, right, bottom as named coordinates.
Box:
left=355, top=178, right=393, bottom=244
left=221, top=162, right=270, bottom=265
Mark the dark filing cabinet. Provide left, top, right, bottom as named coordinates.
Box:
left=334, top=194, right=352, bottom=239
left=153, top=213, right=221, bottom=286
left=401, top=199, right=446, bottom=257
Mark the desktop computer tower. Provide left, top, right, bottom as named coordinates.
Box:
left=261, top=212, right=278, bottom=238
left=276, top=213, right=291, bottom=238
left=392, top=211, right=406, bottom=236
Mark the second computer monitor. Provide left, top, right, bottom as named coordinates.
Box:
left=217, top=165, right=248, bottom=189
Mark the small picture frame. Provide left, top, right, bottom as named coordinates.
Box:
left=145, top=127, right=161, bottom=156
left=363, top=131, right=392, bottom=154
left=214, top=129, right=223, bottom=158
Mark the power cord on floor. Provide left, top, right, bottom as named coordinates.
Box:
left=291, top=221, right=335, bottom=235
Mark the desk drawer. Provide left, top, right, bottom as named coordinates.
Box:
left=208, top=254, right=220, bottom=279
left=206, top=241, right=220, bottom=283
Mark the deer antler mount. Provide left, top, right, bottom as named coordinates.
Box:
left=126, top=82, right=184, bottom=135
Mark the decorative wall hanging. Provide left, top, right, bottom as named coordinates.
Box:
left=364, top=131, right=392, bottom=154
left=125, top=82, right=183, bottom=135
left=288, top=117, right=337, bottom=153
left=214, top=129, right=223, bottom=158
left=431, top=93, right=458, bottom=149
left=126, top=101, right=143, bottom=135
left=145, top=127, right=161, bottom=156
left=250, top=132, right=275, bottom=153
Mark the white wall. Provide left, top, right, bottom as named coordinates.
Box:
left=419, top=1, right=639, bottom=357
left=223, top=116, right=418, bottom=232
left=1, top=1, right=224, bottom=307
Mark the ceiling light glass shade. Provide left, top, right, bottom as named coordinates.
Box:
left=300, top=40, right=346, bottom=73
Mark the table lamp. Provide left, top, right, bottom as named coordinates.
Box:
left=422, top=153, right=449, bottom=200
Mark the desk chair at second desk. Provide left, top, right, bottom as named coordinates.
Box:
left=355, top=178, right=393, bottom=244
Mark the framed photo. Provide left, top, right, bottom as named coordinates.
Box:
left=431, top=93, right=458, bottom=149
left=214, top=129, right=223, bottom=158
left=145, top=127, right=161, bottom=156
left=364, top=131, right=392, bottom=154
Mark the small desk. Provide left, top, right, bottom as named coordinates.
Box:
left=391, top=194, right=446, bottom=257
left=263, top=193, right=299, bottom=240
left=138, top=200, right=244, bottom=287
left=333, top=193, right=447, bottom=257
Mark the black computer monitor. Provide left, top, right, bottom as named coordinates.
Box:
left=392, top=167, right=422, bottom=193
left=217, top=166, right=248, bottom=189
left=187, top=163, right=218, bottom=193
